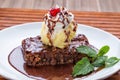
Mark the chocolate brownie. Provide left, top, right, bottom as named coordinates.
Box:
left=22, top=34, right=90, bottom=67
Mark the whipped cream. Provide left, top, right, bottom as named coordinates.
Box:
left=44, top=7, right=74, bottom=31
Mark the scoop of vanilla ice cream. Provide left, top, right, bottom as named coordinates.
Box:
left=41, top=7, right=77, bottom=48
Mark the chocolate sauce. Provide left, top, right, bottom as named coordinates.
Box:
left=8, top=46, right=101, bottom=80
left=8, top=46, right=74, bottom=80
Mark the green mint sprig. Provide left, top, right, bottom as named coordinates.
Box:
left=72, top=45, right=120, bottom=77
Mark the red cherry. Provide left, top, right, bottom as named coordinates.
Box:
left=50, top=8, right=60, bottom=17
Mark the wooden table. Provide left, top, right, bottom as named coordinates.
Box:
left=0, top=8, right=120, bottom=80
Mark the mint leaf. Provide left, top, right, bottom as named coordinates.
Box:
left=72, top=57, right=94, bottom=77
left=73, top=45, right=119, bottom=77
left=76, top=45, right=97, bottom=58
left=97, top=45, right=110, bottom=57
left=92, top=56, right=108, bottom=67
left=105, top=57, right=120, bottom=67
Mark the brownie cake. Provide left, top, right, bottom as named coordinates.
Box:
left=22, top=34, right=89, bottom=66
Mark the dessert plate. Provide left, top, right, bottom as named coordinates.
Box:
left=0, top=22, right=120, bottom=80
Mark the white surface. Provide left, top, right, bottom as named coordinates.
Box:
left=0, top=22, right=120, bottom=80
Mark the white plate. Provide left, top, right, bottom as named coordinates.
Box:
left=0, top=22, right=120, bottom=80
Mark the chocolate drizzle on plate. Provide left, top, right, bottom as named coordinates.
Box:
left=8, top=34, right=99, bottom=80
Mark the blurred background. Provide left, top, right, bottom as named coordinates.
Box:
left=0, top=0, right=120, bottom=12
